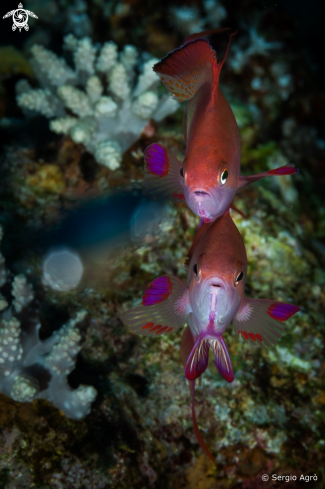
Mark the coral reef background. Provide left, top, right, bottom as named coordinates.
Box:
left=0, top=0, right=325, bottom=487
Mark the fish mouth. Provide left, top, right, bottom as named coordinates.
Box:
left=194, top=190, right=210, bottom=198
left=191, top=188, right=211, bottom=202
left=210, top=283, right=222, bottom=289
left=187, top=189, right=215, bottom=222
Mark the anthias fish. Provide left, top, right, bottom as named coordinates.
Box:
left=120, top=211, right=300, bottom=462
left=144, top=30, right=298, bottom=222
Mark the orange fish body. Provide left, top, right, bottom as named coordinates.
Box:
left=145, top=33, right=297, bottom=222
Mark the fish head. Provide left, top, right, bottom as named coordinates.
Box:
left=183, top=159, right=237, bottom=222
left=187, top=249, right=245, bottom=337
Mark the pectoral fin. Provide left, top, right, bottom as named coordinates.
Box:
left=119, top=275, right=189, bottom=336
left=233, top=298, right=300, bottom=346
left=144, top=143, right=185, bottom=201
left=237, top=163, right=298, bottom=192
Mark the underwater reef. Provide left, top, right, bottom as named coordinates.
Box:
left=0, top=0, right=325, bottom=487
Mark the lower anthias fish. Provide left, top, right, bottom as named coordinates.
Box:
left=144, top=30, right=298, bottom=222
left=120, top=210, right=300, bottom=462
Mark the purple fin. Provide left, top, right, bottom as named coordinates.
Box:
left=233, top=298, right=300, bottom=347
left=119, top=275, right=188, bottom=337
left=209, top=337, right=234, bottom=383
left=143, top=276, right=172, bottom=306
left=266, top=302, right=300, bottom=321
left=185, top=337, right=209, bottom=381
left=145, top=143, right=169, bottom=177
left=144, top=143, right=184, bottom=201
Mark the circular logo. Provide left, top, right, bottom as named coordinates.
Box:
left=13, top=8, right=28, bottom=28
left=262, top=474, right=269, bottom=481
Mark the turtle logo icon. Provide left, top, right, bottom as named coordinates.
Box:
left=3, top=3, right=38, bottom=32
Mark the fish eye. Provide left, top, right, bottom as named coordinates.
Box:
left=220, top=169, right=228, bottom=185
left=218, top=162, right=229, bottom=187
left=193, top=254, right=204, bottom=282
left=193, top=262, right=201, bottom=282
left=180, top=167, right=184, bottom=178
left=235, top=270, right=244, bottom=286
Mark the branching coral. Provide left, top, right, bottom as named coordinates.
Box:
left=16, top=35, right=178, bottom=170
left=0, top=226, right=97, bottom=419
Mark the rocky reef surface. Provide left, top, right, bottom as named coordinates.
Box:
left=0, top=0, right=324, bottom=487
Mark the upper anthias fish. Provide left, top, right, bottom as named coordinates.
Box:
left=144, top=30, right=298, bottom=222
left=120, top=210, right=300, bottom=461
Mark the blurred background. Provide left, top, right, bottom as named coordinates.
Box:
left=0, top=0, right=324, bottom=487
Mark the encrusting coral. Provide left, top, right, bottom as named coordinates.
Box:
left=0, top=225, right=97, bottom=419
left=16, top=35, right=178, bottom=170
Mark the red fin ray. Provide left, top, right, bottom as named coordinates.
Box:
left=119, top=275, right=188, bottom=336
left=233, top=298, right=300, bottom=347
left=229, top=203, right=247, bottom=219
left=267, top=166, right=298, bottom=176
left=189, top=381, right=216, bottom=465
left=237, top=163, right=298, bottom=192
left=218, top=30, right=237, bottom=71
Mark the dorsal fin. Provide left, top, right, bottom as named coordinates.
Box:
left=153, top=39, right=217, bottom=103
